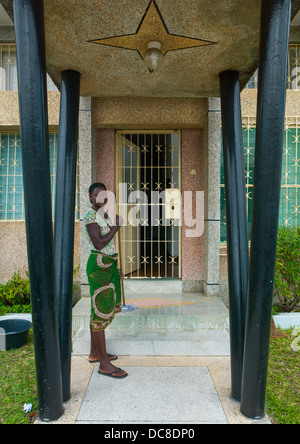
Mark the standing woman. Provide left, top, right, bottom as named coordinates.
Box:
left=83, top=182, right=128, bottom=378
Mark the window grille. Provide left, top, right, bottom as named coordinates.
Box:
left=0, top=43, right=58, bottom=92
left=281, top=117, right=300, bottom=227
left=245, top=44, right=300, bottom=90
left=244, top=71, right=258, bottom=90
left=220, top=117, right=300, bottom=242
left=287, top=44, right=300, bottom=90
left=0, top=131, right=80, bottom=221
left=0, top=43, right=17, bottom=91
left=0, top=132, right=22, bottom=219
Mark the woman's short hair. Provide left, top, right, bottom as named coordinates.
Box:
left=89, top=182, right=107, bottom=194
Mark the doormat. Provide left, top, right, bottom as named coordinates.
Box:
left=125, top=298, right=196, bottom=309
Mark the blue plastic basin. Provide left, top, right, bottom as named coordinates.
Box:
left=0, top=319, right=32, bottom=351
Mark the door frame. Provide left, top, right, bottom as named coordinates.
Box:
left=115, top=129, right=182, bottom=279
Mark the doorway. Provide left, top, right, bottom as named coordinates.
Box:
left=116, top=130, right=181, bottom=279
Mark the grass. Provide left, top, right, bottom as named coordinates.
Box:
left=0, top=330, right=38, bottom=424
left=266, top=329, right=300, bottom=424
left=0, top=327, right=299, bottom=424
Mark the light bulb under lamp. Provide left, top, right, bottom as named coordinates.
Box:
left=143, top=41, right=164, bottom=72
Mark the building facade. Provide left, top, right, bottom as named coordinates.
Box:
left=1, top=0, right=299, bottom=421
left=0, top=6, right=300, bottom=306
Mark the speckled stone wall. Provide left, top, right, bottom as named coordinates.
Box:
left=79, top=125, right=116, bottom=295
left=203, top=98, right=221, bottom=297
left=78, top=97, right=94, bottom=294
left=181, top=128, right=205, bottom=292
left=94, top=128, right=115, bottom=192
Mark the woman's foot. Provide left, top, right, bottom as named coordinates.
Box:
left=98, top=362, right=128, bottom=379
left=88, top=353, right=118, bottom=363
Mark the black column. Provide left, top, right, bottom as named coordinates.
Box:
left=240, top=0, right=291, bottom=419
left=219, top=70, right=249, bottom=402
left=54, top=70, right=81, bottom=403
left=13, top=0, right=64, bottom=421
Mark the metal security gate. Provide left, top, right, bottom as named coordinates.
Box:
left=116, top=130, right=181, bottom=279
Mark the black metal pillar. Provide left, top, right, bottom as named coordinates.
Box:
left=219, top=70, right=249, bottom=402
left=54, top=70, right=81, bottom=403
left=240, top=0, right=291, bottom=419
left=13, top=0, right=64, bottom=421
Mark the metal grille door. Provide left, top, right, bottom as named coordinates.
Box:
left=116, top=131, right=181, bottom=279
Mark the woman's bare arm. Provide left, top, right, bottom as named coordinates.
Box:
left=86, top=215, right=121, bottom=251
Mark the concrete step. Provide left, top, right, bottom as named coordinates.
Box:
left=72, top=327, right=230, bottom=356
left=72, top=293, right=230, bottom=336
left=72, top=293, right=230, bottom=357
left=123, top=279, right=183, bottom=293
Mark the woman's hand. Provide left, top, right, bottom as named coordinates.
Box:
left=115, top=214, right=123, bottom=228
left=118, top=269, right=125, bottom=280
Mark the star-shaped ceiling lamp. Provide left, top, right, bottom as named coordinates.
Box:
left=89, top=0, right=216, bottom=72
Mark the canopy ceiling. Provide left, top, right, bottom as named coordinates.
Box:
left=2, top=0, right=300, bottom=97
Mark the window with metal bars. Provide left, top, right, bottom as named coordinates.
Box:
left=0, top=43, right=58, bottom=91
left=245, top=44, right=300, bottom=90
left=0, top=131, right=80, bottom=221
left=220, top=118, right=300, bottom=242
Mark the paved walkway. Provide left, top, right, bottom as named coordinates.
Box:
left=32, top=292, right=271, bottom=424
left=35, top=354, right=270, bottom=424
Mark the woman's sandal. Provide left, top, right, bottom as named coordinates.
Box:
left=89, top=354, right=118, bottom=364
left=98, top=367, right=128, bottom=379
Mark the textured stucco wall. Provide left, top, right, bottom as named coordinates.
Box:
left=0, top=91, right=60, bottom=128
left=92, top=97, right=208, bottom=129
left=0, top=221, right=81, bottom=283
left=241, top=88, right=300, bottom=116
left=0, top=90, right=82, bottom=287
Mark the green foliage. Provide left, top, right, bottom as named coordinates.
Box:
left=0, top=266, right=80, bottom=315
left=73, top=264, right=80, bottom=294
left=0, top=304, right=31, bottom=316
left=274, top=227, right=300, bottom=313
left=266, top=330, right=300, bottom=424
left=0, top=330, right=38, bottom=424
left=0, top=270, right=31, bottom=308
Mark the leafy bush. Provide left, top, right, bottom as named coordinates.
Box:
left=0, top=305, right=32, bottom=316
left=274, top=227, right=300, bottom=313
left=0, top=266, right=80, bottom=315
left=0, top=270, right=31, bottom=308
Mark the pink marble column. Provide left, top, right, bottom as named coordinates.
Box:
left=181, top=129, right=205, bottom=292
